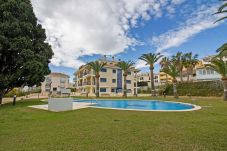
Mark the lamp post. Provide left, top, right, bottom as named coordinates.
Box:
left=12, top=95, right=16, bottom=106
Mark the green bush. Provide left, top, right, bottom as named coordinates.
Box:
left=163, top=81, right=223, bottom=97
left=138, top=87, right=151, bottom=94
left=5, top=89, right=29, bottom=97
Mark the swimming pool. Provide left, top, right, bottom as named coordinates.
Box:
left=74, top=100, right=201, bottom=111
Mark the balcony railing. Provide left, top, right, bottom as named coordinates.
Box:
left=82, top=81, right=96, bottom=86
left=83, top=71, right=95, bottom=76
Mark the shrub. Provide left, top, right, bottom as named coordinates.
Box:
left=163, top=81, right=223, bottom=97
left=5, top=89, right=29, bottom=97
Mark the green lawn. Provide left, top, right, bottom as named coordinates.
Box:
left=1, top=97, right=227, bottom=151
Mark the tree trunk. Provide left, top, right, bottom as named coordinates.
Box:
left=222, top=79, right=227, bottom=101
left=95, top=75, right=100, bottom=97
left=150, top=67, right=155, bottom=97
left=187, top=73, right=190, bottom=82
left=123, top=74, right=127, bottom=98
left=0, top=89, right=6, bottom=105
left=180, top=71, right=183, bottom=82
left=172, top=80, right=178, bottom=99
left=0, top=94, right=3, bottom=105
left=165, top=74, right=168, bottom=84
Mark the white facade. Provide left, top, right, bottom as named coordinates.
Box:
left=41, top=73, right=70, bottom=95
left=196, top=68, right=221, bottom=81
left=195, top=55, right=223, bottom=81
left=138, top=72, right=161, bottom=87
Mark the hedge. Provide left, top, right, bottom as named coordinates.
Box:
left=159, top=81, right=223, bottom=97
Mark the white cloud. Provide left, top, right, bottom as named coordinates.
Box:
left=135, top=59, right=148, bottom=69
left=31, top=0, right=184, bottom=68
left=151, top=4, right=224, bottom=53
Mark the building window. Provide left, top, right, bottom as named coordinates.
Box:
left=53, top=87, right=57, bottom=91
left=46, top=77, right=51, bottom=82
left=45, top=88, right=50, bottom=92
left=199, top=69, right=203, bottom=75
left=126, top=80, right=131, bottom=84
left=101, top=68, right=107, bottom=72
left=100, top=88, right=107, bottom=92
left=111, top=88, right=115, bottom=92
left=211, top=70, right=214, bottom=74
left=112, top=69, right=116, bottom=73
left=112, top=79, right=116, bottom=83
left=60, top=78, right=66, bottom=83
left=203, top=69, right=206, bottom=75
left=117, top=89, right=122, bottom=93
left=100, top=78, right=107, bottom=82
left=207, top=69, right=211, bottom=74
left=127, top=89, right=132, bottom=93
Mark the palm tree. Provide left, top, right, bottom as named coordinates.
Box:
left=87, top=61, right=106, bottom=97
left=139, top=53, right=163, bottom=96
left=162, top=60, right=180, bottom=99
left=214, top=0, right=227, bottom=23
left=184, top=52, right=199, bottom=82
left=217, top=43, right=227, bottom=57
left=206, top=57, right=227, bottom=101
left=172, top=52, right=184, bottom=82
left=160, top=57, right=170, bottom=84
left=116, top=61, right=135, bottom=97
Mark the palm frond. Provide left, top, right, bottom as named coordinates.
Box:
left=214, top=16, right=227, bottom=23
left=161, top=61, right=179, bottom=79
left=116, top=61, right=135, bottom=73
left=139, top=53, right=163, bottom=66
left=206, top=57, right=227, bottom=77
left=87, top=61, right=106, bottom=74
left=214, top=1, right=227, bottom=23
left=218, top=2, right=227, bottom=12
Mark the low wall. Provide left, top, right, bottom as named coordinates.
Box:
left=48, top=98, right=73, bottom=112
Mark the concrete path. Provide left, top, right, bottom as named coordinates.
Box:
left=28, top=102, right=94, bottom=112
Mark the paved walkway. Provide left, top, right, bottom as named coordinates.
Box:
left=2, top=94, right=47, bottom=104
left=28, top=102, right=94, bottom=112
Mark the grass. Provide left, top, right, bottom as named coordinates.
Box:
left=1, top=97, right=227, bottom=151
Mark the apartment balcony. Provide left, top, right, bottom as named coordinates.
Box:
left=78, top=74, right=83, bottom=78
left=73, top=77, right=77, bottom=82
left=60, top=79, right=66, bottom=83
left=83, top=71, right=95, bottom=77
left=45, top=82, right=51, bottom=87
left=82, top=81, right=96, bottom=86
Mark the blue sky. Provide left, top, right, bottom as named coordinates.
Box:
left=31, top=0, right=227, bottom=82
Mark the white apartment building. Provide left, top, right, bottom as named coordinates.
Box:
left=195, top=55, right=226, bottom=81
left=41, top=73, right=70, bottom=95
left=137, top=72, right=161, bottom=87
left=74, top=57, right=138, bottom=96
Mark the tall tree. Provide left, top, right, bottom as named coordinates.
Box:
left=87, top=61, right=106, bottom=97
left=139, top=53, right=163, bottom=96
left=172, top=52, right=184, bottom=82
left=160, top=57, right=170, bottom=84
left=0, top=0, right=53, bottom=104
left=206, top=57, right=227, bottom=101
left=162, top=60, right=180, bottom=99
left=214, top=0, right=227, bottom=23
left=116, top=61, right=134, bottom=98
left=184, top=52, right=199, bottom=82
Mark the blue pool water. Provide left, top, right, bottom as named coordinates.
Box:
left=74, top=100, right=195, bottom=111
